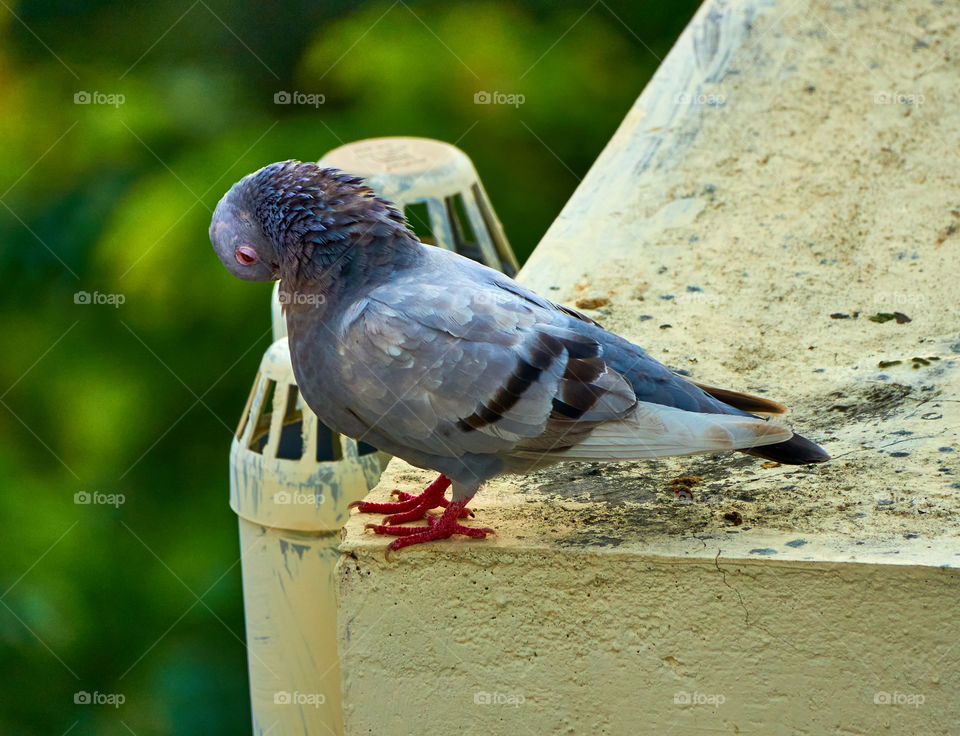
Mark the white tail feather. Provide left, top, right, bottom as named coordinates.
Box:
left=512, top=401, right=793, bottom=461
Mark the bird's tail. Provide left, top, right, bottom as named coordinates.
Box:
left=744, top=432, right=830, bottom=465
left=684, top=378, right=829, bottom=465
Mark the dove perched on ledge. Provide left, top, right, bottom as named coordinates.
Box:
left=209, top=160, right=828, bottom=556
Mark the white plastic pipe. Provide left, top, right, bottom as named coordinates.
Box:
left=230, top=339, right=381, bottom=735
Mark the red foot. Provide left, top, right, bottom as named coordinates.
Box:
left=365, top=501, right=495, bottom=559
left=391, top=489, right=472, bottom=520
left=348, top=475, right=471, bottom=523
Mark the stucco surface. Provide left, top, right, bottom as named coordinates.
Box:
left=338, top=0, right=959, bottom=733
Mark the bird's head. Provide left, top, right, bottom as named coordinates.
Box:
left=210, top=160, right=413, bottom=286
left=209, top=174, right=280, bottom=282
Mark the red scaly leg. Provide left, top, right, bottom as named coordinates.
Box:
left=348, top=474, right=470, bottom=522
left=389, top=490, right=471, bottom=519
left=364, top=501, right=495, bottom=559
left=349, top=475, right=449, bottom=514
left=392, top=490, right=449, bottom=506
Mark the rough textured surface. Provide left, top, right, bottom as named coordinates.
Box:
left=338, top=0, right=960, bottom=732
left=339, top=518, right=957, bottom=735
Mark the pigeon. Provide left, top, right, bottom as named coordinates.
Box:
left=209, top=160, right=828, bottom=556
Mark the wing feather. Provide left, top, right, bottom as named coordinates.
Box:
left=335, top=265, right=636, bottom=459
left=332, top=246, right=794, bottom=466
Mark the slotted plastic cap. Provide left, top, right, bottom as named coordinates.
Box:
left=229, top=338, right=382, bottom=531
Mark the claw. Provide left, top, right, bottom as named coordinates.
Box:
left=352, top=496, right=420, bottom=514
left=350, top=475, right=472, bottom=521
left=367, top=501, right=495, bottom=560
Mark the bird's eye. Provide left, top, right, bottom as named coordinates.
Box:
left=235, top=246, right=258, bottom=265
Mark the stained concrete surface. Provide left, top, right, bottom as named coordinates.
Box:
left=339, top=1, right=959, bottom=733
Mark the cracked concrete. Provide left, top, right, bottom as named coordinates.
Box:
left=714, top=550, right=751, bottom=627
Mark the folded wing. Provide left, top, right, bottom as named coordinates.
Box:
left=334, top=251, right=792, bottom=465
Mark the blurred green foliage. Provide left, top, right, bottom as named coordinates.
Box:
left=0, top=1, right=698, bottom=733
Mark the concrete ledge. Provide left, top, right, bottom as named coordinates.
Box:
left=340, top=466, right=957, bottom=734
left=338, top=0, right=960, bottom=732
